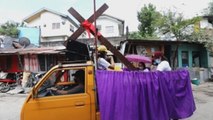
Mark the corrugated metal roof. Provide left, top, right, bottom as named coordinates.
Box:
left=0, top=46, right=65, bottom=55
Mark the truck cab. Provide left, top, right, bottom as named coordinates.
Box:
left=20, top=61, right=100, bottom=120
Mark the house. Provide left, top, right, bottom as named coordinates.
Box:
left=23, top=8, right=80, bottom=47
left=16, top=8, right=127, bottom=74
left=200, top=16, right=213, bottom=29
left=96, top=14, right=125, bottom=38
left=74, top=14, right=126, bottom=49
left=22, top=8, right=126, bottom=47
left=122, top=39, right=209, bottom=82
left=0, top=36, right=66, bottom=73
left=199, top=16, right=213, bottom=80
left=0, top=46, right=66, bottom=72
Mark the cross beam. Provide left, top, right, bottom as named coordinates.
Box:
left=67, top=3, right=108, bottom=41
left=67, top=3, right=136, bottom=70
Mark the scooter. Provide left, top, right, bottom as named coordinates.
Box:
left=0, top=73, right=18, bottom=93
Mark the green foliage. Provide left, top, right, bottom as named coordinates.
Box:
left=156, top=10, right=202, bottom=67
left=129, top=31, right=158, bottom=39
left=158, top=10, right=201, bottom=40
left=131, top=4, right=200, bottom=41
left=130, top=3, right=211, bottom=52
left=199, top=1, right=213, bottom=52
left=136, top=3, right=162, bottom=38
left=187, top=29, right=213, bottom=51
left=129, top=32, right=142, bottom=39
left=0, top=21, right=19, bottom=38
left=203, top=2, right=213, bottom=16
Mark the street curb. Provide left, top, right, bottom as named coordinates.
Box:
left=0, top=93, right=28, bottom=97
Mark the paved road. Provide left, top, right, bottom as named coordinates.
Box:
left=0, top=93, right=27, bottom=120
left=187, top=82, right=213, bottom=120
left=0, top=82, right=213, bottom=120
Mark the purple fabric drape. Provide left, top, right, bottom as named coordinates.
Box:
left=96, top=69, right=196, bottom=120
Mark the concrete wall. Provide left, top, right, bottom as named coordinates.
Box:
left=189, top=67, right=209, bottom=83
left=96, top=18, right=120, bottom=37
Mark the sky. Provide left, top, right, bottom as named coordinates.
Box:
left=0, top=0, right=212, bottom=32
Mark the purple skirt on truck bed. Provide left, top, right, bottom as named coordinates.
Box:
left=96, top=69, right=196, bottom=120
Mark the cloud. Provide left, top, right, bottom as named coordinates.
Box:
left=105, top=0, right=142, bottom=31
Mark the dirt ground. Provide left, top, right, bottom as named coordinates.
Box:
left=0, top=81, right=213, bottom=120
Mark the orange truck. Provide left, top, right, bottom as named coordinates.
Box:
left=20, top=61, right=101, bottom=120
left=20, top=60, right=196, bottom=120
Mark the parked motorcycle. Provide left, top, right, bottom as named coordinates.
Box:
left=0, top=73, right=19, bottom=93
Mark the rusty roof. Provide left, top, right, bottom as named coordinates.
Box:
left=0, top=46, right=65, bottom=55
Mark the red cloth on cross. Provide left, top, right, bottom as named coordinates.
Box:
left=81, top=20, right=101, bottom=38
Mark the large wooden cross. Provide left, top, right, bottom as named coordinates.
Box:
left=66, top=3, right=136, bottom=70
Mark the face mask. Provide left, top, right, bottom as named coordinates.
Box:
left=155, top=59, right=161, bottom=64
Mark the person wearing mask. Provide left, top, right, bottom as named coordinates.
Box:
left=97, top=45, right=115, bottom=70
left=153, top=51, right=171, bottom=71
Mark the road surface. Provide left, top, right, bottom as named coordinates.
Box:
left=0, top=82, right=213, bottom=120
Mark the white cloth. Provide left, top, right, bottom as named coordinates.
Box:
left=0, top=71, right=8, bottom=79
left=143, top=68, right=149, bottom=72
left=156, top=61, right=171, bottom=71
left=98, top=58, right=110, bottom=70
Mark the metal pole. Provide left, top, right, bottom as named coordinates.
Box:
left=93, top=0, right=98, bottom=70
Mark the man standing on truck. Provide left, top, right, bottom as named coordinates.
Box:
left=97, top=45, right=115, bottom=70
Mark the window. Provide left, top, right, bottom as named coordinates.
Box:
left=37, top=68, right=85, bottom=97
left=182, top=51, right=189, bottom=67
left=106, top=26, right=114, bottom=33
left=192, top=51, right=200, bottom=67
left=38, top=55, right=56, bottom=71
left=52, top=23, right=60, bottom=29
left=70, top=25, right=74, bottom=32
left=97, top=25, right=102, bottom=32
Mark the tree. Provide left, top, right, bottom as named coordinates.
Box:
left=197, top=1, right=213, bottom=52
left=188, top=29, right=213, bottom=48
left=158, top=10, right=201, bottom=40
left=129, top=4, right=162, bottom=39
left=128, top=4, right=205, bottom=68
left=128, top=31, right=142, bottom=39
left=0, top=21, right=19, bottom=38
left=203, top=1, right=213, bottom=16
left=158, top=10, right=201, bottom=67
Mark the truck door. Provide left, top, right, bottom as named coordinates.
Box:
left=22, top=68, right=91, bottom=120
